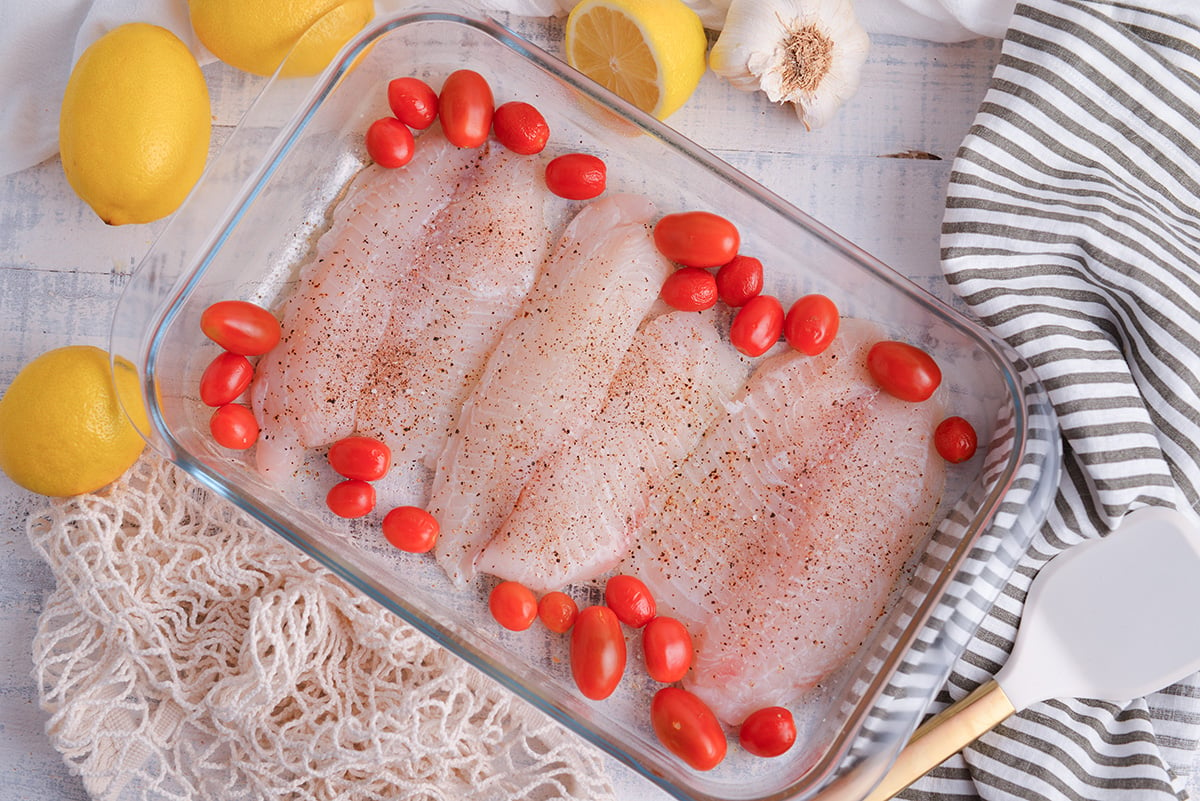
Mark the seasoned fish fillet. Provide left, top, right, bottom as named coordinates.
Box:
left=353, top=141, right=550, bottom=467
left=430, top=194, right=672, bottom=585
left=626, top=319, right=946, bottom=724
left=475, top=309, right=751, bottom=591
left=250, top=133, right=542, bottom=479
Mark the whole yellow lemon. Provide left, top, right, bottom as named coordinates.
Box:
left=189, top=0, right=375, bottom=77
left=59, top=23, right=211, bottom=226
left=0, top=346, right=150, bottom=497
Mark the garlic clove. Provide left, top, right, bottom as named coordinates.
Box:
left=710, top=0, right=870, bottom=130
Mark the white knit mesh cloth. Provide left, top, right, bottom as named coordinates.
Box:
left=27, top=453, right=616, bottom=801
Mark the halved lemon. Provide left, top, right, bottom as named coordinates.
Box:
left=565, top=0, right=708, bottom=120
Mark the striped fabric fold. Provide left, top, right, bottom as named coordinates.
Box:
left=910, top=1, right=1200, bottom=799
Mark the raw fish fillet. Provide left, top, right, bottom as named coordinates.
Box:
left=353, top=142, right=550, bottom=467
left=626, top=319, right=946, bottom=724
left=475, top=309, right=751, bottom=592
left=250, top=133, right=541, bottom=479
left=430, top=194, right=672, bottom=585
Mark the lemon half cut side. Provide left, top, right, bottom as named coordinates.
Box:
left=565, top=0, right=708, bottom=120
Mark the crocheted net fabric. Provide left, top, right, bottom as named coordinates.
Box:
left=27, top=454, right=616, bottom=801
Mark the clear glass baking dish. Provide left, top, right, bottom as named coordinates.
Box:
left=110, top=6, right=1061, bottom=800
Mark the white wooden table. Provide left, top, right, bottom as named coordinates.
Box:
left=0, top=13, right=1192, bottom=801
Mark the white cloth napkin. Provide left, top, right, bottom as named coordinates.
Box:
left=0, top=0, right=1022, bottom=179
left=924, top=1, right=1200, bottom=798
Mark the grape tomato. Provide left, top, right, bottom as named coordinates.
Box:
left=935, top=416, right=978, bottom=463
left=209, top=403, right=258, bottom=450
left=604, top=574, right=656, bottom=628
left=660, top=267, right=718, bottom=312
left=365, top=117, right=415, bottom=168
left=642, top=616, right=693, bottom=683
left=783, top=294, right=839, bottom=356
left=199, top=351, right=253, bottom=407
left=715, top=254, right=763, bottom=307
left=326, top=479, right=376, bottom=518
left=650, top=687, right=728, bottom=771
left=544, top=153, right=607, bottom=200
left=328, top=435, right=391, bottom=481
left=652, top=211, right=740, bottom=268
left=200, top=300, right=281, bottom=356
left=729, top=294, right=784, bottom=357
left=387, top=76, right=438, bottom=129
left=867, top=340, right=942, bottom=402
left=738, top=706, right=797, bottom=758
left=382, top=505, right=439, bottom=553
left=489, top=580, right=538, bottom=631
left=492, top=101, right=550, bottom=155
left=438, top=69, right=493, bottom=148
left=570, top=605, right=626, bottom=700
left=538, top=591, right=579, bottom=633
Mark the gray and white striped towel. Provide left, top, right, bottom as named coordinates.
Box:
left=907, top=1, right=1200, bottom=799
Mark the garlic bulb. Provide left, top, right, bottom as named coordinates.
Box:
left=709, top=0, right=870, bottom=130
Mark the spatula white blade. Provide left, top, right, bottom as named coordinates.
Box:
left=997, top=506, right=1200, bottom=710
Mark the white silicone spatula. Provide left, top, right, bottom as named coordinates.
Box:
left=864, top=506, right=1200, bottom=801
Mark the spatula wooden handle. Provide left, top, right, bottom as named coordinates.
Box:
left=861, top=679, right=1016, bottom=801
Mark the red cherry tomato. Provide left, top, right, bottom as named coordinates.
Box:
left=783, top=294, right=839, bottom=356
left=438, top=69, right=493, bottom=148
left=653, top=212, right=740, bottom=268
left=326, top=479, right=376, bottom=518
left=544, top=153, right=607, bottom=200
left=209, top=403, right=258, bottom=449
left=199, top=351, right=253, bottom=407
left=489, top=580, right=538, bottom=631
left=729, top=294, right=784, bottom=357
left=660, top=267, right=718, bottom=311
left=867, top=340, right=942, bottom=402
left=642, top=616, right=693, bottom=683
left=387, top=76, right=438, bottom=130
left=715, top=254, right=763, bottom=307
left=650, top=687, right=728, bottom=771
left=365, top=117, right=415, bottom=168
left=538, top=591, right=579, bottom=633
left=738, top=706, right=797, bottom=758
left=492, top=101, right=550, bottom=155
left=604, top=574, right=656, bottom=628
left=328, top=435, right=391, bottom=481
left=200, top=300, right=281, bottom=356
left=570, top=605, right=627, bottom=700
left=935, top=416, right=978, bottom=463
left=381, top=505, right=439, bottom=553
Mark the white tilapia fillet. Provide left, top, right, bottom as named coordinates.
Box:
left=626, top=319, right=946, bottom=724
left=250, top=133, right=534, bottom=480
left=430, top=194, right=672, bottom=585
left=475, top=309, right=752, bottom=592
left=353, top=141, right=550, bottom=467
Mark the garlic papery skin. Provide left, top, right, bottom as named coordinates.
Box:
left=709, top=0, right=870, bottom=130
